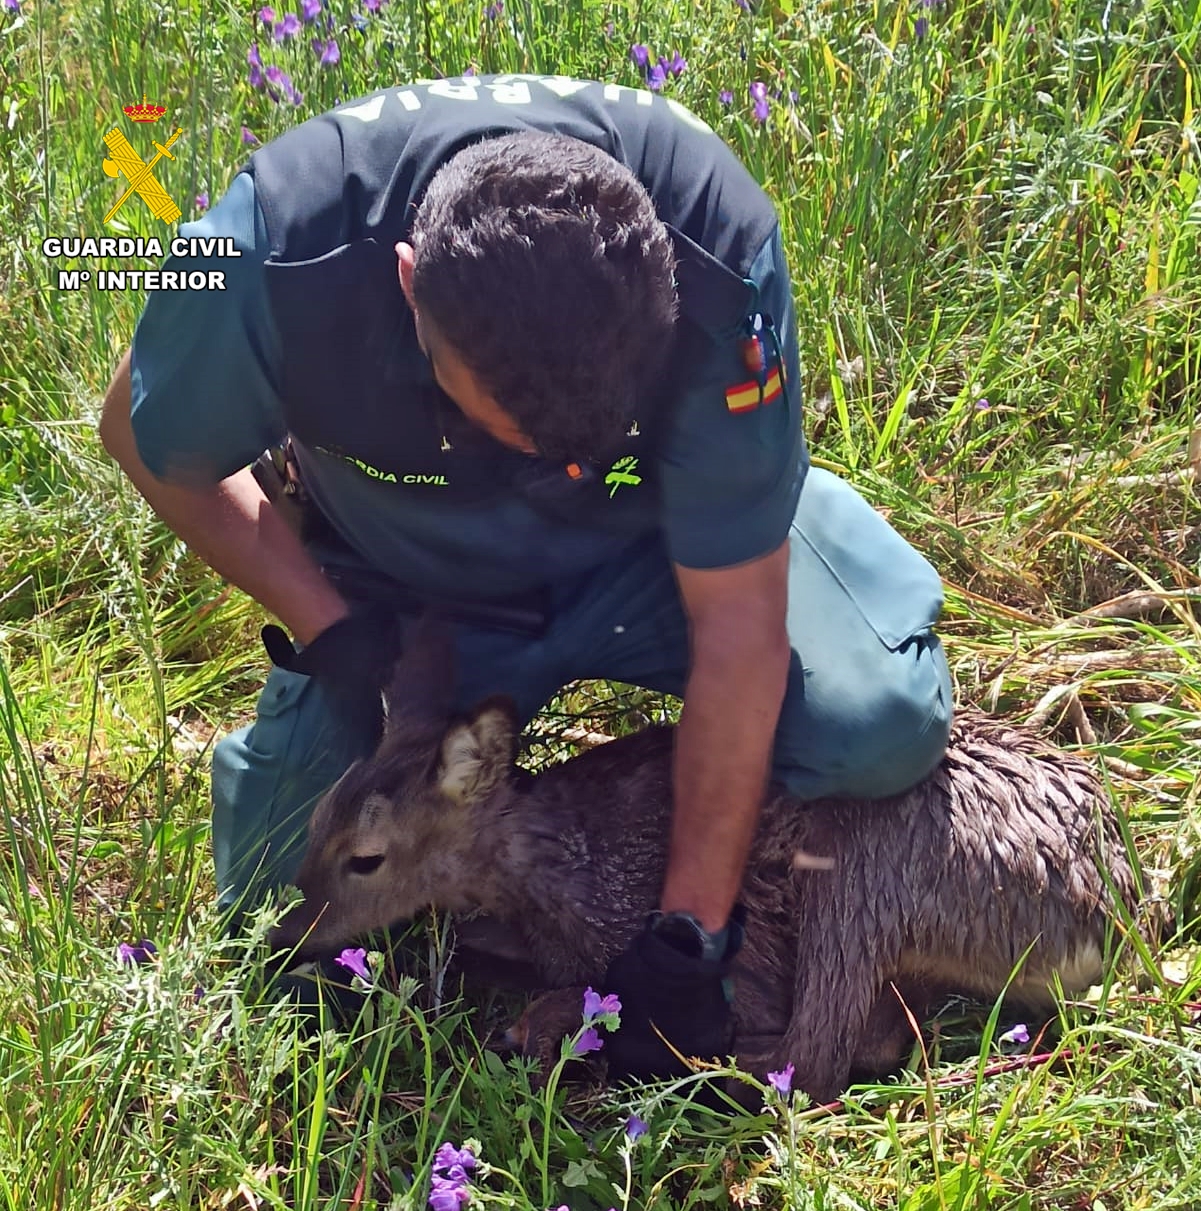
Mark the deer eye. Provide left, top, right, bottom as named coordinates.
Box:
left=347, top=853, right=385, bottom=877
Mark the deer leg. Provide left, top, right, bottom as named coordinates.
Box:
left=848, top=977, right=938, bottom=1079
left=726, top=980, right=931, bottom=1106
left=449, top=914, right=545, bottom=991
left=726, top=1031, right=788, bottom=1108
left=494, top=986, right=600, bottom=1089
left=778, top=877, right=905, bottom=1104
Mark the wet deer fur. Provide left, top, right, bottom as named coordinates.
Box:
left=271, top=621, right=1141, bottom=1102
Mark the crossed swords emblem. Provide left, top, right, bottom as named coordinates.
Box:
left=101, top=126, right=184, bottom=225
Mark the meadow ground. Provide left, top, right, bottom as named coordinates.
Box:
left=1, top=0, right=1199, bottom=1206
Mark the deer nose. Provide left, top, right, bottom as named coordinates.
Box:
left=266, top=914, right=316, bottom=968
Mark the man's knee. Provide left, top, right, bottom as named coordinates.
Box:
left=773, top=631, right=953, bottom=801
left=211, top=667, right=359, bottom=919
left=212, top=726, right=314, bottom=919
left=850, top=631, right=953, bottom=796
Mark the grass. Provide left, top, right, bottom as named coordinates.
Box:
left=1, top=0, right=1200, bottom=1205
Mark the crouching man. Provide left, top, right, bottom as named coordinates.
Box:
left=100, top=74, right=952, bottom=1080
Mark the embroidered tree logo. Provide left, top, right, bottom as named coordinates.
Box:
left=604, top=455, right=642, bottom=498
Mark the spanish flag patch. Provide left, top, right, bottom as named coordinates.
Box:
left=725, top=365, right=784, bottom=413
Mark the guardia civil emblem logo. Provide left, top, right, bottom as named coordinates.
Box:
left=102, top=95, right=183, bottom=226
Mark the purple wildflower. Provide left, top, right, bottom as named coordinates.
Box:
left=462, top=66, right=476, bottom=76
left=999, top=1023, right=1030, bottom=1045
left=258, top=5, right=275, bottom=24
left=241, top=125, right=260, bottom=145
left=351, top=11, right=367, bottom=28
left=195, top=192, right=209, bottom=211
left=629, top=43, right=649, bottom=68
left=247, top=43, right=265, bottom=89
left=264, top=63, right=286, bottom=100
left=429, top=1143, right=474, bottom=1211
left=719, top=89, right=734, bottom=106
left=975, top=397, right=991, bottom=411
left=433, top=1143, right=476, bottom=1175
left=604, top=20, right=614, bottom=37
left=582, top=987, right=621, bottom=1021
left=767, top=1062, right=795, bottom=1095
left=646, top=61, right=666, bottom=92
left=665, top=50, right=687, bottom=77
left=435, top=1164, right=471, bottom=1186
left=3, top=0, right=20, bottom=12
left=274, top=12, right=301, bottom=40
left=334, top=946, right=371, bottom=981
left=749, top=81, right=769, bottom=123
left=625, top=1114, right=647, bottom=1140
left=363, top=0, right=381, bottom=10
left=428, top=1177, right=470, bottom=1211
left=312, top=36, right=340, bottom=64
left=484, top=0, right=503, bottom=18
left=574, top=1027, right=604, bottom=1055
left=914, top=15, right=929, bottom=39
left=736, top=0, right=751, bottom=10
left=116, top=938, right=157, bottom=966
left=302, top=0, right=322, bottom=19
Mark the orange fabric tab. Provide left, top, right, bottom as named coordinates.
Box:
left=741, top=335, right=765, bottom=374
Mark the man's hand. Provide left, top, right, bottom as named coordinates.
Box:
left=262, top=609, right=400, bottom=756
left=603, top=911, right=742, bottom=1081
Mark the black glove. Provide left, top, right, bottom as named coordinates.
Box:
left=261, top=608, right=400, bottom=757
left=603, top=908, right=743, bottom=1082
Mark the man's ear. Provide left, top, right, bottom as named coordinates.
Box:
left=395, top=241, right=417, bottom=310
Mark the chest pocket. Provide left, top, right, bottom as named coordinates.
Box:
left=264, top=239, right=484, bottom=496
left=507, top=441, right=662, bottom=534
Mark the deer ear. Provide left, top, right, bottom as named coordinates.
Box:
left=437, top=697, right=519, bottom=806
left=381, top=612, right=456, bottom=743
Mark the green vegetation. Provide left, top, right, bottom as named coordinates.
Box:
left=1, top=0, right=1199, bottom=1205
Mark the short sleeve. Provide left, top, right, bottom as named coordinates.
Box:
left=129, top=172, right=286, bottom=484
left=658, top=227, right=808, bottom=569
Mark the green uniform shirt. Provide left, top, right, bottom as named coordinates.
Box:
left=131, top=78, right=806, bottom=598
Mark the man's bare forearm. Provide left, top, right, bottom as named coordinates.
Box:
left=660, top=614, right=791, bottom=932
left=99, top=349, right=350, bottom=645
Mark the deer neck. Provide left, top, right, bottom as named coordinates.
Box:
left=458, top=787, right=618, bottom=981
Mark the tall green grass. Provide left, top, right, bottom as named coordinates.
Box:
left=2, top=0, right=1200, bottom=1206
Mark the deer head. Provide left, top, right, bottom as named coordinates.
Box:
left=269, top=617, right=520, bottom=961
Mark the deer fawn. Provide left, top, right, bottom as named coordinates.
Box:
left=271, top=621, right=1141, bottom=1102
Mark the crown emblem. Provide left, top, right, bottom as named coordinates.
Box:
left=123, top=94, right=167, bottom=123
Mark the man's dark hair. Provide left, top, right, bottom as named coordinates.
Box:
left=410, top=131, right=678, bottom=463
